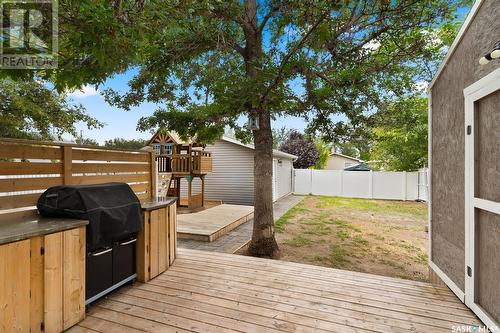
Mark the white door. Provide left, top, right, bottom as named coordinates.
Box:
left=464, top=68, right=500, bottom=331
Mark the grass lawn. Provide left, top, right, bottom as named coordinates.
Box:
left=275, top=196, right=429, bottom=282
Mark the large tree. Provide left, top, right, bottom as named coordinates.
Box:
left=30, top=0, right=467, bottom=256
left=370, top=95, right=428, bottom=171
left=313, top=139, right=331, bottom=169
left=279, top=131, right=320, bottom=169
left=0, top=79, right=102, bottom=140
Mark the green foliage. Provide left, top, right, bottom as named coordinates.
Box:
left=20, top=0, right=467, bottom=144
left=0, top=79, right=102, bottom=140
left=75, top=137, right=99, bottom=146
left=279, top=131, right=319, bottom=169
left=104, top=138, right=148, bottom=150
left=272, top=127, right=293, bottom=149
left=313, top=140, right=331, bottom=169
left=370, top=96, right=428, bottom=171
left=338, top=143, right=359, bottom=159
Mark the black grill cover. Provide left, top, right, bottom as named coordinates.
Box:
left=37, top=183, right=143, bottom=248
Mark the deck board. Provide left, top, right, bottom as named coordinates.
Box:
left=177, top=204, right=253, bottom=241
left=75, top=248, right=482, bottom=333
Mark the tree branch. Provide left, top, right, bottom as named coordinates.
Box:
left=260, top=11, right=329, bottom=105
left=258, top=5, right=279, bottom=33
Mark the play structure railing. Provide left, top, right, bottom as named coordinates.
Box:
left=157, top=155, right=172, bottom=173
left=191, top=151, right=212, bottom=174
left=158, top=151, right=212, bottom=175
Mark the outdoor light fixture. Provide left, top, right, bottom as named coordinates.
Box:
left=479, top=40, right=500, bottom=65
left=248, top=115, right=260, bottom=130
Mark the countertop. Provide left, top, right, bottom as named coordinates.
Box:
left=140, top=197, right=178, bottom=211
left=0, top=197, right=177, bottom=245
left=0, top=217, right=89, bottom=246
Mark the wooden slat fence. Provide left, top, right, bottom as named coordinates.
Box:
left=0, top=138, right=156, bottom=223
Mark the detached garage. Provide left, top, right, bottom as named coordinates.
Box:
left=181, top=136, right=297, bottom=205
left=428, top=0, right=500, bottom=329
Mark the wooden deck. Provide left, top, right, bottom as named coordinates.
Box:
left=177, top=204, right=253, bottom=242
left=71, top=249, right=482, bottom=333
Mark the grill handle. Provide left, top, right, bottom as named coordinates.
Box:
left=90, top=248, right=113, bottom=257
left=119, top=238, right=137, bottom=246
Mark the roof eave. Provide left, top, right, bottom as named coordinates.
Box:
left=221, top=136, right=297, bottom=160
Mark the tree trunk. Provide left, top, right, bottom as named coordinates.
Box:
left=242, top=0, right=278, bottom=257
left=247, top=109, right=279, bottom=257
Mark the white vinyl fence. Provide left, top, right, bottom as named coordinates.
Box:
left=417, top=168, right=429, bottom=202
left=294, top=169, right=429, bottom=201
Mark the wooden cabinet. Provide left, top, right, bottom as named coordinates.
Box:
left=0, top=227, right=85, bottom=333
left=0, top=240, right=31, bottom=333
left=44, top=227, right=85, bottom=332
left=137, top=204, right=177, bottom=282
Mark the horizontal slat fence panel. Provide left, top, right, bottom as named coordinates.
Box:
left=129, top=183, right=151, bottom=194
left=0, top=138, right=156, bottom=224
left=0, top=143, right=62, bottom=160
left=0, top=193, right=43, bottom=210
left=72, top=163, right=149, bottom=173
left=136, top=193, right=151, bottom=200
left=0, top=177, right=63, bottom=192
left=0, top=162, right=63, bottom=175
left=72, top=173, right=150, bottom=186
left=72, top=149, right=149, bottom=162
left=0, top=209, right=38, bottom=223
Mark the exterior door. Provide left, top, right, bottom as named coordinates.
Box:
left=464, top=68, right=500, bottom=331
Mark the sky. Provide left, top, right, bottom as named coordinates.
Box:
left=68, top=5, right=471, bottom=145
left=70, top=74, right=309, bottom=145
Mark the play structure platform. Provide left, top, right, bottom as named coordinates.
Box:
left=177, top=204, right=254, bottom=242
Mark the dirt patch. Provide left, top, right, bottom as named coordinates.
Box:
left=274, top=196, right=429, bottom=282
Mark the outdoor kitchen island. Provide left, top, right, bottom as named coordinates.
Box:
left=138, top=197, right=178, bottom=283
left=0, top=197, right=177, bottom=333
left=0, top=139, right=180, bottom=333
left=0, top=218, right=88, bottom=333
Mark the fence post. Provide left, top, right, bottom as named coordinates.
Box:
left=340, top=171, right=344, bottom=197
left=309, top=169, right=313, bottom=195
left=62, top=146, right=72, bottom=185
left=402, top=171, right=407, bottom=201
left=369, top=171, right=374, bottom=199
left=150, top=152, right=157, bottom=197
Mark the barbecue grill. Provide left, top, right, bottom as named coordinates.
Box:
left=37, top=182, right=144, bottom=305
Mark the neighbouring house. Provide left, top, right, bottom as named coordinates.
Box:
left=428, top=0, right=500, bottom=328
left=325, top=152, right=362, bottom=170
left=179, top=136, right=297, bottom=205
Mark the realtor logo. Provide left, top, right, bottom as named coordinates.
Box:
left=0, top=0, right=58, bottom=69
